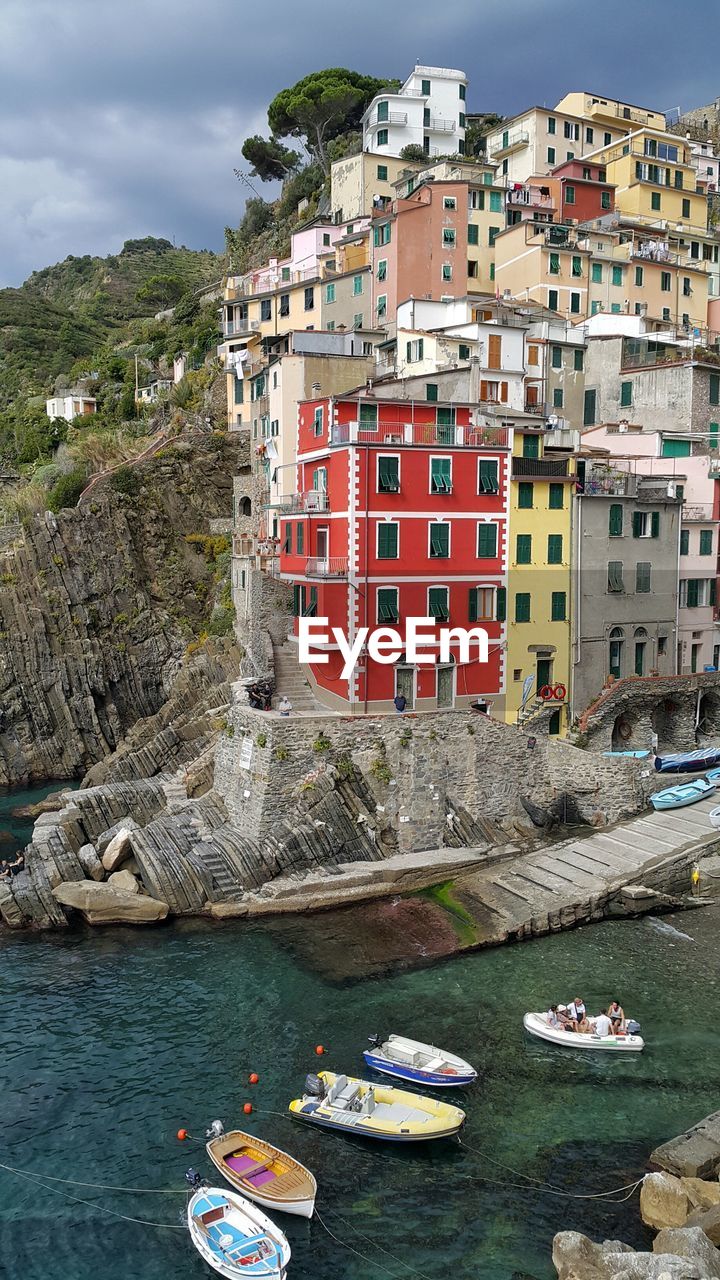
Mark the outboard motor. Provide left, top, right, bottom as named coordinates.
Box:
left=185, top=1168, right=204, bottom=1190
left=304, top=1073, right=325, bottom=1099
left=206, top=1119, right=225, bottom=1139
left=626, top=1019, right=641, bottom=1036
left=367, top=1034, right=383, bottom=1050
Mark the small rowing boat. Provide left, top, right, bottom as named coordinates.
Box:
left=523, top=1012, right=644, bottom=1052
left=206, top=1126, right=316, bottom=1219
left=289, top=1070, right=465, bottom=1142
left=363, top=1034, right=477, bottom=1087
left=654, top=747, right=720, bottom=773
left=187, top=1185, right=290, bottom=1279
left=602, top=749, right=651, bottom=759
left=709, top=804, right=720, bottom=830
left=650, top=778, right=715, bottom=810
left=705, top=766, right=720, bottom=783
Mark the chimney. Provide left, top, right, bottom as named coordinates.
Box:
left=469, top=354, right=481, bottom=404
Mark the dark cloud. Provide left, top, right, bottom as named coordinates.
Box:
left=1, top=0, right=718, bottom=285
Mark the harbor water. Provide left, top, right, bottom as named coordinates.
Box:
left=1, top=787, right=718, bottom=1279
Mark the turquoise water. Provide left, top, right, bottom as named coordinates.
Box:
left=2, top=888, right=719, bottom=1280
left=0, top=782, right=79, bottom=862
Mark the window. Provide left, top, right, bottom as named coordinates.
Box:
left=469, top=189, right=485, bottom=210
left=515, top=593, right=531, bottom=622
left=428, top=587, right=449, bottom=622
left=233, top=378, right=244, bottom=405
left=490, top=191, right=503, bottom=213
left=682, top=198, right=691, bottom=219
left=680, top=528, right=690, bottom=555
left=325, top=282, right=335, bottom=303
left=477, top=523, right=497, bottom=557
left=516, top=533, right=532, bottom=564
left=478, top=459, right=499, bottom=494
left=377, top=129, right=388, bottom=146
left=611, top=264, right=623, bottom=287
left=523, top=434, right=539, bottom=459
left=353, top=312, right=363, bottom=328
left=636, top=562, right=651, bottom=593
left=609, top=626, right=624, bottom=677
left=279, top=293, right=290, bottom=317
left=443, top=228, right=456, bottom=246
left=406, top=338, right=424, bottom=363
left=662, top=307, right=671, bottom=321
left=313, top=405, right=323, bottom=436
left=573, top=348, right=584, bottom=372
left=682, top=276, right=692, bottom=297
left=608, top=561, right=624, bottom=592
left=566, top=185, right=576, bottom=205
left=304, top=287, right=314, bottom=311
left=548, top=116, right=556, bottom=134
left=681, top=578, right=716, bottom=608
left=296, top=523, right=304, bottom=556
left=459, top=343, right=470, bottom=361
left=572, top=255, right=582, bottom=277
left=566, top=152, right=574, bottom=162
left=459, top=84, right=466, bottom=101
left=377, top=259, right=387, bottom=281
left=467, top=260, right=479, bottom=278
left=429, top=523, right=450, bottom=558
left=591, top=300, right=601, bottom=315
left=591, top=262, right=603, bottom=283
left=570, top=292, right=581, bottom=314
left=421, top=78, right=431, bottom=94
left=468, top=587, right=496, bottom=623
left=426, top=383, right=438, bottom=402
left=359, top=403, right=378, bottom=428
left=378, top=456, right=399, bottom=493
left=547, top=534, right=563, bottom=564
left=377, top=522, right=398, bottom=558
left=553, top=388, right=564, bottom=408
left=443, top=196, right=457, bottom=209
left=651, top=191, right=661, bottom=211
left=260, top=298, right=272, bottom=321
left=518, top=482, right=533, bottom=509
left=547, top=147, right=556, bottom=164
left=601, top=190, right=611, bottom=209
left=377, top=587, right=399, bottom=624
left=283, top=523, right=292, bottom=555
left=312, top=466, right=327, bottom=493
left=489, top=263, right=495, bottom=282
left=604, top=132, right=611, bottom=146
left=611, top=303, right=621, bottom=314
left=377, top=100, right=389, bottom=123
left=467, top=223, right=479, bottom=245
left=620, top=381, right=632, bottom=407
left=442, top=263, right=453, bottom=281
left=376, top=295, right=387, bottom=318
left=549, top=484, right=564, bottom=510
left=352, top=274, right=363, bottom=296
left=437, top=406, right=456, bottom=428
left=373, top=222, right=391, bottom=247
left=548, top=289, right=558, bottom=311
left=551, top=591, right=566, bottom=621
left=632, top=510, right=660, bottom=538
left=549, top=253, right=560, bottom=275
left=583, top=389, right=596, bottom=426
left=488, top=226, right=500, bottom=246
left=377, top=164, right=388, bottom=181
left=430, top=457, right=452, bottom=494
left=710, top=374, right=720, bottom=406
left=700, top=529, right=713, bottom=555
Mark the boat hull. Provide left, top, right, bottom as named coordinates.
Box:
left=289, top=1070, right=465, bottom=1142
left=710, top=805, right=720, bottom=830
left=362, top=1051, right=476, bottom=1088
left=655, top=748, right=720, bottom=773
left=207, top=1130, right=316, bottom=1219
left=523, top=1012, right=644, bottom=1052
left=290, top=1102, right=464, bottom=1141
left=650, top=780, right=714, bottom=810
left=187, top=1187, right=290, bottom=1279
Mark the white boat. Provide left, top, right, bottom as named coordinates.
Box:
left=187, top=1185, right=290, bottom=1279
left=523, top=1012, right=644, bottom=1052
left=709, top=804, right=720, bottom=830
left=363, top=1034, right=477, bottom=1087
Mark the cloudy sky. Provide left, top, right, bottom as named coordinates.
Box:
left=1, top=0, right=718, bottom=287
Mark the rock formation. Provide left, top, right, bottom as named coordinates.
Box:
left=552, top=1227, right=720, bottom=1279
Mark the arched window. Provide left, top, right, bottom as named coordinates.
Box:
left=239, top=496, right=252, bottom=517
left=609, top=627, right=624, bottom=679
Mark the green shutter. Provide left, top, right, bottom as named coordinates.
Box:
left=426, top=383, right=438, bottom=402
left=612, top=265, right=623, bottom=286
left=547, top=534, right=563, bottom=564
left=620, top=381, right=632, bottom=407
left=636, top=562, right=651, bottom=593
left=700, top=529, right=713, bottom=555
left=431, top=458, right=452, bottom=493
left=378, top=588, right=398, bottom=622
left=514, top=593, right=531, bottom=622
left=608, top=561, right=624, bottom=592
left=583, top=389, right=596, bottom=425
left=551, top=591, right=566, bottom=621
left=549, top=484, right=564, bottom=510
left=479, top=460, right=499, bottom=493
left=378, top=457, right=399, bottom=491
left=711, top=579, right=717, bottom=606
left=496, top=587, right=506, bottom=621
left=651, top=511, right=660, bottom=538
left=478, top=523, right=497, bottom=557
left=293, top=584, right=301, bottom=616
left=467, top=223, right=479, bottom=245
left=516, top=534, right=532, bottom=564
left=711, top=374, right=720, bottom=406
left=591, top=263, right=603, bottom=283
left=609, top=504, right=623, bottom=537
left=522, top=434, right=540, bottom=458
left=680, top=529, right=689, bottom=554
left=428, top=587, right=449, bottom=620
left=632, top=511, right=643, bottom=538
left=297, top=523, right=304, bottom=555
left=468, top=588, right=478, bottom=623
left=430, top=524, right=449, bottom=556
left=686, top=578, right=699, bottom=607
left=661, top=437, right=691, bottom=457
left=549, top=252, right=560, bottom=274
left=378, top=523, right=398, bottom=558
left=518, top=482, right=533, bottom=509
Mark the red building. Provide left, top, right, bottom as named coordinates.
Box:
left=279, top=394, right=512, bottom=714
left=550, top=158, right=616, bottom=224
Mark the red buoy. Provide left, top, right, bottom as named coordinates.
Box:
left=249, top=1072, right=259, bottom=1085
left=243, top=1102, right=253, bottom=1115
left=315, top=1045, right=325, bottom=1056
left=176, top=1129, right=187, bottom=1141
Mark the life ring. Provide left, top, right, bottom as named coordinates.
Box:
left=538, top=685, right=554, bottom=700
left=552, top=683, right=567, bottom=701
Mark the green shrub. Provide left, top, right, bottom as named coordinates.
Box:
left=313, top=732, right=331, bottom=753
left=110, top=464, right=140, bottom=496
left=47, top=467, right=87, bottom=513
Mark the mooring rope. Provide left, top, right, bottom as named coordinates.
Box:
left=1, top=1163, right=187, bottom=1229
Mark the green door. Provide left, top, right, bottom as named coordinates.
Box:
left=536, top=658, right=552, bottom=691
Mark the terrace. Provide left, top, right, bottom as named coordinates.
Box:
left=328, top=421, right=509, bottom=449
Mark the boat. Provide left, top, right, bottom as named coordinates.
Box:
left=187, top=1184, right=290, bottom=1279
left=704, top=766, right=720, bottom=784
left=523, top=1012, right=644, bottom=1052
left=654, top=747, right=720, bottom=773
left=602, top=749, right=652, bottom=759
left=650, top=778, right=716, bottom=810
left=363, top=1033, right=477, bottom=1087
left=206, top=1125, right=316, bottom=1219
left=288, top=1070, right=465, bottom=1142
left=709, top=805, right=720, bottom=830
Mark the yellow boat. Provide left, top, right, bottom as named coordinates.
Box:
left=288, top=1070, right=465, bottom=1142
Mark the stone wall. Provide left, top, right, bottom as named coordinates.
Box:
left=578, top=671, right=720, bottom=752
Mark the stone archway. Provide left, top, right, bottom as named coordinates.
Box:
left=697, top=691, right=720, bottom=741
left=611, top=710, right=638, bottom=751
left=652, top=699, right=681, bottom=750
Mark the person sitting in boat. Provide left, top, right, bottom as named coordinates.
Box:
left=592, top=1008, right=613, bottom=1038
left=546, top=1005, right=562, bottom=1028
left=608, top=999, right=625, bottom=1031
left=556, top=1004, right=574, bottom=1031
left=575, top=1009, right=592, bottom=1034
left=567, top=996, right=586, bottom=1029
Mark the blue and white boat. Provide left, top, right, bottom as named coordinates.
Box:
left=187, top=1185, right=290, bottom=1279
left=705, top=766, right=720, bottom=784
left=363, top=1033, right=477, bottom=1087
left=654, top=747, right=720, bottom=773
left=603, top=749, right=652, bottom=759
left=650, top=778, right=716, bottom=810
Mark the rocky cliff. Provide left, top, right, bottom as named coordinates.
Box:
left=0, top=432, right=249, bottom=784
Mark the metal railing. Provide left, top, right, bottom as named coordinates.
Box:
left=682, top=504, right=716, bottom=521
left=371, top=111, right=408, bottom=126
left=489, top=130, right=529, bottom=156
left=427, top=117, right=456, bottom=133
left=289, top=490, right=330, bottom=514
left=329, top=421, right=510, bottom=449
left=508, top=187, right=554, bottom=208
left=305, top=557, right=348, bottom=578
left=579, top=469, right=635, bottom=497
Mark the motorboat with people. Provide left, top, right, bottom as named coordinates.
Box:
left=650, top=778, right=715, bottom=810
left=654, top=747, right=720, bottom=773
left=186, top=1178, right=290, bottom=1279
left=288, top=1071, right=465, bottom=1141
left=205, top=1122, right=316, bottom=1219
left=363, top=1034, right=477, bottom=1087
left=523, top=1011, right=644, bottom=1052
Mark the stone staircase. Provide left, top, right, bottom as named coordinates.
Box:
left=271, top=641, right=327, bottom=715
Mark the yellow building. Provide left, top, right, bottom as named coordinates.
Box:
left=555, top=92, right=666, bottom=134
left=494, top=221, right=591, bottom=318
left=581, top=225, right=709, bottom=330
left=505, top=426, right=576, bottom=735
left=588, top=128, right=708, bottom=231
left=330, top=151, right=424, bottom=221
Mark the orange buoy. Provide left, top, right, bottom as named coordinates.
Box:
left=315, top=1045, right=325, bottom=1055
left=243, top=1102, right=253, bottom=1115
left=249, top=1072, right=259, bottom=1085
left=176, top=1129, right=188, bottom=1141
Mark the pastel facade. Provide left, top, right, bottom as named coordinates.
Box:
left=362, top=65, right=468, bottom=160
left=45, top=394, right=96, bottom=421
left=486, top=107, right=627, bottom=185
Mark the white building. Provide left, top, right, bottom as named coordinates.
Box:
left=362, top=64, right=467, bottom=160
left=45, top=393, right=96, bottom=421
left=689, top=139, right=720, bottom=195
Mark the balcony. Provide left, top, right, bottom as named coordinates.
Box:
left=305, top=557, right=348, bottom=579
left=329, top=421, right=509, bottom=449
left=512, top=457, right=572, bottom=479
left=290, top=490, right=330, bottom=514
left=682, top=504, right=716, bottom=522
left=544, top=427, right=580, bottom=452
left=489, top=130, right=529, bottom=159
left=583, top=97, right=656, bottom=128
left=222, top=318, right=260, bottom=338
left=579, top=467, right=636, bottom=497
left=370, top=111, right=408, bottom=127
left=427, top=117, right=456, bottom=133
left=507, top=186, right=554, bottom=209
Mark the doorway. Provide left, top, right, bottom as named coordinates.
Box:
left=437, top=662, right=455, bottom=708
left=536, top=656, right=552, bottom=692
left=395, top=666, right=415, bottom=709
left=316, top=526, right=329, bottom=568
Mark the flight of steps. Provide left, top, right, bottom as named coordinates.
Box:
left=271, top=641, right=326, bottom=714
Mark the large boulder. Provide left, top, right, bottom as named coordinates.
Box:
left=101, top=828, right=135, bottom=873
left=681, top=1176, right=720, bottom=1212
left=77, top=843, right=104, bottom=882
left=552, top=1232, right=633, bottom=1280
left=108, top=870, right=139, bottom=895
left=685, top=1202, right=720, bottom=1246
left=640, top=1172, right=691, bottom=1229
left=96, top=818, right=140, bottom=856
left=653, top=1226, right=720, bottom=1277
left=552, top=1229, right=720, bottom=1280
left=52, top=881, right=168, bottom=925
